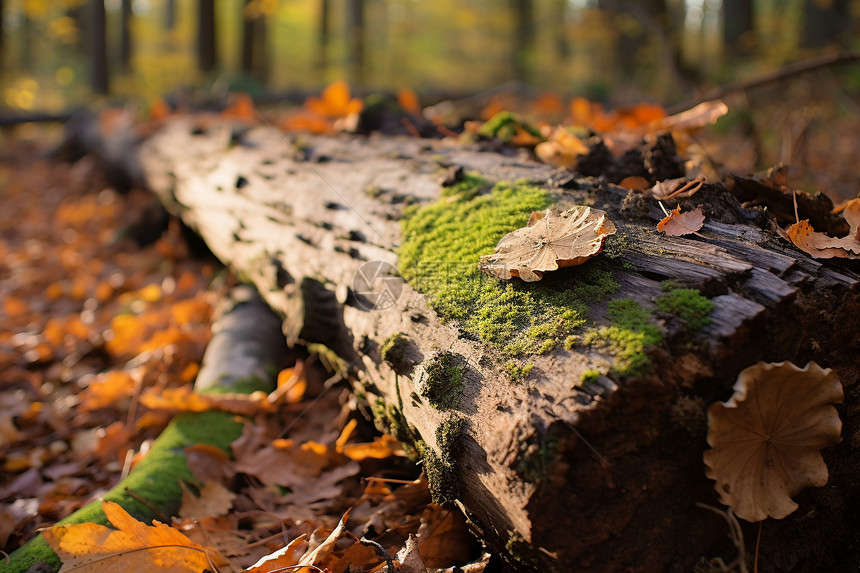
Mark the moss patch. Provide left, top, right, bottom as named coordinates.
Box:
left=416, top=415, right=464, bottom=504
left=380, top=332, right=415, bottom=374
left=503, top=360, right=534, bottom=382
left=399, top=181, right=618, bottom=355
left=656, top=286, right=714, bottom=330
left=417, top=352, right=464, bottom=409
left=580, top=369, right=601, bottom=384
left=585, top=299, right=663, bottom=376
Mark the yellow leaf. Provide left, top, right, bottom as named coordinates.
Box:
left=43, top=500, right=215, bottom=572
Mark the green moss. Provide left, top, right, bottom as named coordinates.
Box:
left=580, top=369, right=601, bottom=384
left=477, top=111, right=542, bottom=142
left=656, top=287, right=714, bottom=330
left=4, top=411, right=243, bottom=573
left=585, top=299, right=663, bottom=376
left=380, top=332, right=414, bottom=374
left=503, top=360, right=534, bottom=382
left=440, top=173, right=491, bottom=199
left=399, top=182, right=618, bottom=356
left=417, top=415, right=464, bottom=504
left=417, top=352, right=464, bottom=409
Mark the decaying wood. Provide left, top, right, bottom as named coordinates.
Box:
left=134, top=116, right=859, bottom=572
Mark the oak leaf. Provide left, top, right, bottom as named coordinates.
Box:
left=779, top=197, right=860, bottom=259
left=43, top=500, right=215, bottom=572
left=478, top=206, right=616, bottom=282
left=704, top=361, right=843, bottom=522
left=657, top=205, right=705, bottom=236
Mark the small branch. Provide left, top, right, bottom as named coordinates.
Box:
left=671, top=51, right=860, bottom=113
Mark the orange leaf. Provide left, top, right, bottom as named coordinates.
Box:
left=221, top=93, right=257, bottom=121
left=341, top=434, right=405, bottom=461
left=779, top=201, right=860, bottom=259
left=43, top=500, right=215, bottom=573
left=657, top=206, right=705, bottom=236
left=397, top=88, right=422, bottom=115
left=79, top=371, right=137, bottom=412
left=140, top=386, right=274, bottom=415
left=306, top=81, right=363, bottom=118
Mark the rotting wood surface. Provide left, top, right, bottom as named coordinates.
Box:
left=135, top=116, right=860, bottom=572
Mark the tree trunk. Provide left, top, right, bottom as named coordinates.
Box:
left=120, top=0, right=133, bottom=72
left=241, top=0, right=268, bottom=82
left=316, top=0, right=330, bottom=76
left=509, top=0, right=534, bottom=83
left=723, top=0, right=754, bottom=55
left=133, top=117, right=860, bottom=572
left=91, top=0, right=108, bottom=95
left=346, top=0, right=365, bottom=87
left=197, top=0, right=216, bottom=73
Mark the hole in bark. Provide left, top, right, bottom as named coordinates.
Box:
left=236, top=176, right=249, bottom=189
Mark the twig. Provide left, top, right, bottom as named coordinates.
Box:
left=360, top=537, right=395, bottom=572
left=671, top=51, right=860, bottom=113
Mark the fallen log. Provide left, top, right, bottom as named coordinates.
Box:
left=135, top=116, right=859, bottom=572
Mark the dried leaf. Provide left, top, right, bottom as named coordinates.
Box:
left=647, top=100, right=728, bottom=134
left=478, top=206, right=616, bottom=282
left=140, top=386, right=274, bottom=415
left=779, top=197, right=860, bottom=259
left=657, top=206, right=705, bottom=236
left=534, top=126, right=588, bottom=167
left=704, top=361, right=843, bottom=522
left=179, top=481, right=236, bottom=518
left=397, top=88, right=422, bottom=116
left=43, top=500, right=215, bottom=572
left=245, top=535, right=309, bottom=573
left=298, top=510, right=350, bottom=569
left=395, top=535, right=427, bottom=573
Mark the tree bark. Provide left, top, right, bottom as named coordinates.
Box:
left=197, top=0, right=217, bottom=73
left=134, top=117, right=860, bottom=572
left=91, top=0, right=108, bottom=95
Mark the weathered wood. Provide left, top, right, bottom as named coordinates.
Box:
left=136, top=116, right=860, bottom=572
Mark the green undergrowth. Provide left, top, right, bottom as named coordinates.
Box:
left=399, top=178, right=618, bottom=355
left=584, top=299, right=663, bottom=376
left=656, top=285, right=714, bottom=330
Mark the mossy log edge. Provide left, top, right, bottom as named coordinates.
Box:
left=2, top=286, right=286, bottom=573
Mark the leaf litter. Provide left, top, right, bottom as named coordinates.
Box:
left=1, top=138, right=485, bottom=572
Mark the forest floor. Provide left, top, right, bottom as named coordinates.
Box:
left=1, top=81, right=859, bottom=572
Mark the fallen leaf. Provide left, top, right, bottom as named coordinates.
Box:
left=398, top=88, right=422, bottom=116
left=298, top=510, right=350, bottom=569
left=395, top=535, right=427, bottom=573
left=140, top=385, right=274, bottom=415
left=43, top=500, right=215, bottom=572
left=479, top=206, right=617, bottom=281
left=704, top=361, right=843, bottom=522
left=179, top=481, right=236, bottom=518
left=306, top=81, right=363, bottom=118
left=79, top=371, right=137, bottom=412
left=245, top=535, right=309, bottom=573
left=657, top=206, right=705, bottom=236
left=778, top=197, right=860, bottom=259
left=534, top=126, right=589, bottom=166
left=221, top=93, right=257, bottom=122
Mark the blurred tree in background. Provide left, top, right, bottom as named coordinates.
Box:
left=0, top=0, right=857, bottom=113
